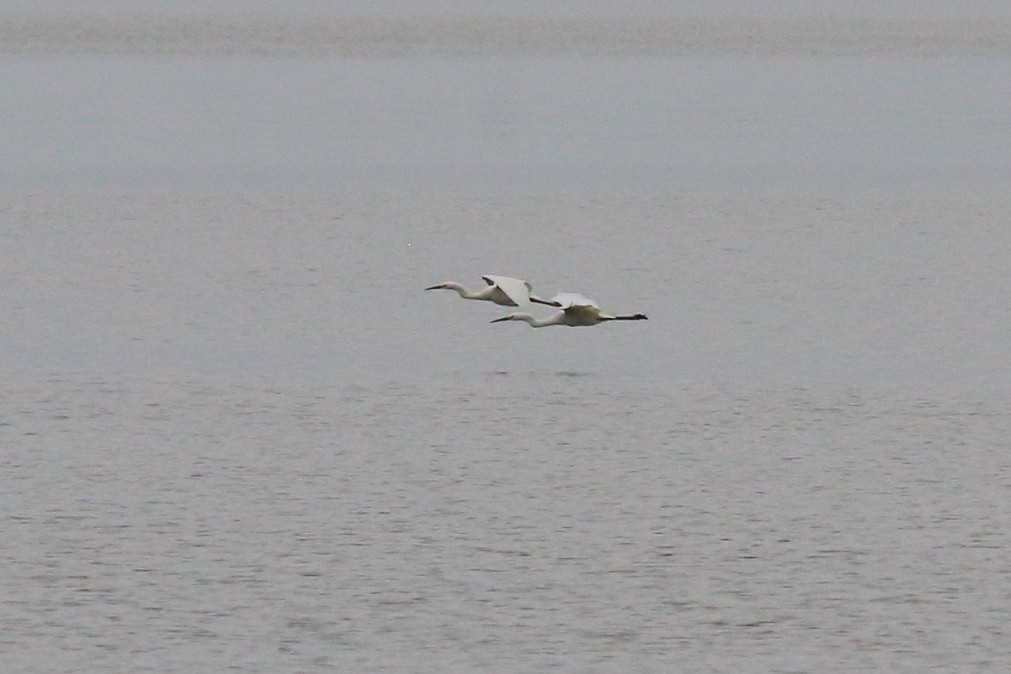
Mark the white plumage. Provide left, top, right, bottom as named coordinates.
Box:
left=491, top=292, right=647, bottom=328
left=425, top=275, right=559, bottom=307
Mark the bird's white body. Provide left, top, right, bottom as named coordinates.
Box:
left=425, top=275, right=558, bottom=307
left=491, top=292, right=647, bottom=328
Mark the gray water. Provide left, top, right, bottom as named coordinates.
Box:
left=3, top=4, right=1011, bottom=672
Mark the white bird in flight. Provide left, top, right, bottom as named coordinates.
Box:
left=425, top=275, right=560, bottom=307
left=491, top=292, right=647, bottom=328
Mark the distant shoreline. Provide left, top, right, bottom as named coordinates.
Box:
left=3, top=11, right=1011, bottom=58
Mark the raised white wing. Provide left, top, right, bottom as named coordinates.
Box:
left=550, top=292, right=598, bottom=310
left=482, top=275, right=533, bottom=306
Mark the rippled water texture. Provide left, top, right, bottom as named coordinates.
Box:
left=4, top=374, right=1010, bottom=672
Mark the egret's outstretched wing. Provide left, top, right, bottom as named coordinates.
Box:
left=551, top=292, right=597, bottom=309
left=482, top=275, right=533, bottom=306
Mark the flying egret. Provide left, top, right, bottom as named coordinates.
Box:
left=491, top=292, right=647, bottom=328
left=425, top=275, right=560, bottom=307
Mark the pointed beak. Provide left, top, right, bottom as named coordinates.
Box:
left=490, top=316, right=510, bottom=323
left=424, top=284, right=442, bottom=290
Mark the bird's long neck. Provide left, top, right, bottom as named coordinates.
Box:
left=518, top=314, right=560, bottom=327
left=444, top=283, right=480, bottom=299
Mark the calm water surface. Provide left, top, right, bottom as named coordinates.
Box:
left=3, top=5, right=1011, bottom=672
left=4, top=372, right=1010, bottom=672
